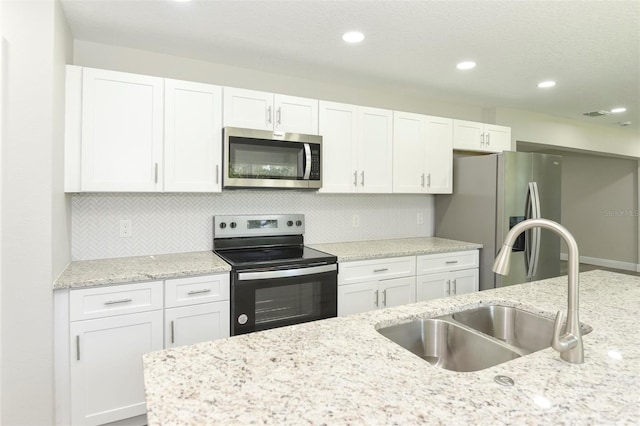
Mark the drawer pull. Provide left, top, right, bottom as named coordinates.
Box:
left=445, top=260, right=459, bottom=264
left=104, top=298, right=133, bottom=306
left=187, top=289, right=212, bottom=295
left=373, top=268, right=389, bottom=273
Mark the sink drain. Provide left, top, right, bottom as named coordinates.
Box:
left=494, top=375, right=515, bottom=386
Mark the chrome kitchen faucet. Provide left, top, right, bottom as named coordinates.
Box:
left=493, top=218, right=584, bottom=364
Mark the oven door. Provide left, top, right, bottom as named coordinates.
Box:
left=231, top=264, right=337, bottom=335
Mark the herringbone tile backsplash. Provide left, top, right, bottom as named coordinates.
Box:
left=71, top=192, right=434, bottom=260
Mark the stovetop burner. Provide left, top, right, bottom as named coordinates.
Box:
left=212, top=214, right=336, bottom=270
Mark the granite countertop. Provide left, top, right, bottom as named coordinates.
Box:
left=308, top=237, right=482, bottom=262
left=142, top=270, right=640, bottom=425
left=54, top=237, right=480, bottom=289
left=53, top=251, right=231, bottom=289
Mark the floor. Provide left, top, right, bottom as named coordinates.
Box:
left=560, top=261, right=640, bottom=277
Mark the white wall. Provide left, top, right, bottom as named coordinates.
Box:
left=0, top=0, right=71, bottom=424
left=496, top=107, right=640, bottom=159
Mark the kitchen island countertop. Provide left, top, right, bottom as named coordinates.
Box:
left=142, top=270, right=640, bottom=425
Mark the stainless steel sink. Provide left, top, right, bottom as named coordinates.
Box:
left=377, top=319, right=521, bottom=372
left=377, top=305, right=592, bottom=372
left=450, top=305, right=592, bottom=354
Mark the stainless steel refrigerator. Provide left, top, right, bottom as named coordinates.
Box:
left=435, top=151, right=562, bottom=290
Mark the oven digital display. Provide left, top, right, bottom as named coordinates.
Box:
left=247, top=219, right=278, bottom=229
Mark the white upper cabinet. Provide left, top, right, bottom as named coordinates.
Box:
left=319, top=101, right=392, bottom=193
left=453, top=119, right=511, bottom=153
left=164, top=79, right=223, bottom=192
left=223, top=87, right=318, bottom=134
left=393, top=112, right=453, bottom=194
left=80, top=67, right=164, bottom=192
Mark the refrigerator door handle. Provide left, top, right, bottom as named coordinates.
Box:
left=525, top=183, right=534, bottom=277
left=530, top=182, right=542, bottom=277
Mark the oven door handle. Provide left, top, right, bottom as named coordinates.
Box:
left=302, top=143, right=312, bottom=180
left=237, top=264, right=337, bottom=281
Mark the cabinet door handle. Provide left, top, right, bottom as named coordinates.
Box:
left=481, top=133, right=485, bottom=146
left=486, top=134, right=491, bottom=145
left=104, top=298, right=132, bottom=305
left=76, top=335, right=80, bottom=361
left=361, top=171, right=365, bottom=186
left=382, top=289, right=387, bottom=307
left=353, top=170, right=358, bottom=187
left=187, top=288, right=212, bottom=295
left=427, top=173, right=431, bottom=187
left=216, top=164, right=219, bottom=184
left=373, top=268, right=388, bottom=273
left=374, top=290, right=379, bottom=307
left=267, top=106, right=272, bottom=124
left=421, top=173, right=425, bottom=187
left=154, top=163, right=158, bottom=183
left=170, top=320, right=175, bottom=344
left=452, top=279, right=457, bottom=294
left=276, top=107, right=281, bottom=125
left=446, top=280, right=451, bottom=296
left=445, top=260, right=458, bottom=264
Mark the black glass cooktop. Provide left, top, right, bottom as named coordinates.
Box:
left=215, top=245, right=335, bottom=269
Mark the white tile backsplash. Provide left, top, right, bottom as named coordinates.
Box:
left=71, top=191, right=434, bottom=260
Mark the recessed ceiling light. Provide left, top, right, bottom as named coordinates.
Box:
left=342, top=31, right=365, bottom=43
left=174, top=0, right=192, bottom=2
left=456, top=61, right=476, bottom=70
left=610, top=107, right=627, bottom=113
left=537, top=81, right=556, bottom=88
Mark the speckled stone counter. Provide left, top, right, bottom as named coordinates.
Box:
left=54, top=251, right=230, bottom=289
left=308, top=237, right=482, bottom=261
left=142, top=270, right=640, bottom=425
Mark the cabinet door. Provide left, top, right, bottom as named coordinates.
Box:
left=337, top=281, right=377, bottom=316
left=318, top=101, right=359, bottom=193
left=223, top=87, right=273, bottom=131
left=165, top=301, right=230, bottom=348
left=450, top=269, right=479, bottom=296
left=484, top=124, right=512, bottom=153
left=70, top=310, right=163, bottom=425
left=81, top=68, right=163, bottom=191
left=452, top=119, right=483, bottom=151
left=274, top=94, right=318, bottom=135
left=380, top=276, right=416, bottom=308
left=425, top=116, right=453, bottom=194
left=416, top=272, right=450, bottom=302
left=359, top=107, right=393, bottom=193
left=393, top=111, right=426, bottom=193
left=164, top=79, right=222, bottom=192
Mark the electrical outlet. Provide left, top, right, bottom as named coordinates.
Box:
left=119, top=219, right=132, bottom=238
left=352, top=214, right=360, bottom=228
left=417, top=212, right=424, bottom=225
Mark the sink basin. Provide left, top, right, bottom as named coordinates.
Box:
left=450, top=305, right=591, bottom=354
left=377, top=319, right=521, bottom=372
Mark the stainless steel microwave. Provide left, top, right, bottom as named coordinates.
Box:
left=223, top=127, right=322, bottom=190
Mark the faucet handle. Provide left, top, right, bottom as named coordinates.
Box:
left=551, top=310, right=578, bottom=353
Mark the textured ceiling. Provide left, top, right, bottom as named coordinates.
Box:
left=61, top=0, right=640, bottom=133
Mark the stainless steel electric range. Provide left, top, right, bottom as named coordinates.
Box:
left=213, top=214, right=337, bottom=336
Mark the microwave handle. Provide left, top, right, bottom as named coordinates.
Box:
left=303, top=143, right=312, bottom=180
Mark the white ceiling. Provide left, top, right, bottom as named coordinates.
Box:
left=61, top=0, right=640, bottom=133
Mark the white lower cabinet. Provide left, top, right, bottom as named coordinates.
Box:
left=70, top=311, right=163, bottom=425
left=416, top=251, right=479, bottom=302
left=337, top=256, right=416, bottom=316
left=57, top=273, right=230, bottom=425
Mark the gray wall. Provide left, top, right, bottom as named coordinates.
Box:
left=560, top=152, right=638, bottom=265
left=0, top=0, right=72, bottom=423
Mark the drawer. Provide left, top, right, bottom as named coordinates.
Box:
left=70, top=281, right=163, bottom=321
left=165, top=274, right=230, bottom=308
left=416, top=250, right=479, bottom=274
left=339, top=256, right=416, bottom=285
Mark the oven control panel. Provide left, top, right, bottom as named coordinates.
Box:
left=214, top=214, right=305, bottom=238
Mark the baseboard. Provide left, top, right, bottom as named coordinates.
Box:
left=560, top=253, right=639, bottom=272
